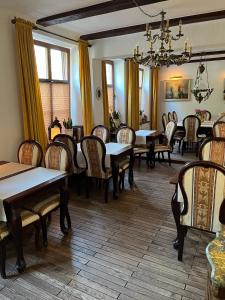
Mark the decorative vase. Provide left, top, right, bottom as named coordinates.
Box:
left=64, top=128, right=73, bottom=137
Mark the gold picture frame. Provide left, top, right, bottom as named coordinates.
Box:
left=163, top=79, right=191, bottom=101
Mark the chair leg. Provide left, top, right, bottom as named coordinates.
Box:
left=104, top=180, right=109, bottom=203
left=162, top=152, right=165, bottom=160
left=178, top=140, right=181, bottom=153
left=0, top=242, right=6, bottom=279
left=40, top=216, right=48, bottom=247
left=178, top=225, right=186, bottom=261
left=181, top=141, right=185, bottom=156
left=168, top=151, right=171, bottom=166
left=138, top=154, right=141, bottom=167
left=34, top=222, right=41, bottom=249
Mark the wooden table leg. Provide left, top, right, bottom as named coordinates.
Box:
left=111, top=158, right=119, bottom=199
left=4, top=203, right=26, bottom=273
left=60, top=180, right=71, bottom=234
left=171, top=185, right=180, bottom=249
left=128, top=152, right=134, bottom=187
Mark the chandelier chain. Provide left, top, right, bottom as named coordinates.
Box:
left=132, top=0, right=161, bottom=18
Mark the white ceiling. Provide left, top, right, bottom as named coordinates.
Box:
left=1, top=0, right=225, bottom=36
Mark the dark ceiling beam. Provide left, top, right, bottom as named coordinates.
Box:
left=192, top=50, right=225, bottom=57
left=80, top=10, right=225, bottom=40
left=37, top=0, right=166, bottom=27
left=189, top=56, right=225, bottom=63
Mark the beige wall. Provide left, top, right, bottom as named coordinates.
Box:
left=158, top=61, right=225, bottom=129
left=0, top=8, right=23, bottom=161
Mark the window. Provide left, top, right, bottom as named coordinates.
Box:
left=139, top=69, right=144, bottom=110
left=34, top=41, right=70, bottom=133
left=105, top=61, right=115, bottom=114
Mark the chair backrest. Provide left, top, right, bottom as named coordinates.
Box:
left=215, top=115, right=225, bottom=123
left=18, top=140, right=43, bottom=167
left=73, top=125, right=84, bottom=142
left=165, top=121, right=177, bottom=147
left=168, top=112, right=173, bottom=122
left=172, top=111, right=178, bottom=122
left=183, top=115, right=201, bottom=142
left=162, top=113, right=168, bottom=131
left=116, top=126, right=136, bottom=145
left=48, top=117, right=62, bottom=141
left=178, top=161, right=225, bottom=232
left=91, top=125, right=109, bottom=143
left=80, top=136, right=106, bottom=178
left=199, top=137, right=225, bottom=167
left=196, top=110, right=211, bottom=121
left=53, top=134, right=80, bottom=172
left=213, top=121, right=225, bottom=138
left=45, top=142, right=71, bottom=171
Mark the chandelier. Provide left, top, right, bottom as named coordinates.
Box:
left=191, top=59, right=214, bottom=103
left=132, top=2, right=192, bottom=68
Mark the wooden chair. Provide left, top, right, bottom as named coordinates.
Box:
left=196, top=110, right=211, bottom=121
left=154, top=121, right=176, bottom=166
left=81, top=136, right=123, bottom=202
left=18, top=140, right=43, bottom=167
left=48, top=117, right=62, bottom=141
left=172, top=111, right=178, bottom=122
left=213, top=121, right=225, bottom=138
left=199, top=137, right=225, bottom=166
left=91, top=125, right=109, bottom=143
left=162, top=113, right=168, bottom=131
left=175, top=161, right=225, bottom=261
left=73, top=125, right=84, bottom=142
left=181, top=115, right=201, bottom=156
left=23, top=142, right=72, bottom=247
left=0, top=210, right=41, bottom=278
left=115, top=126, right=136, bottom=185
left=168, top=112, right=173, bottom=122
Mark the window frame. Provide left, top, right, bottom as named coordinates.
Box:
left=139, top=68, right=144, bottom=89
left=105, top=60, right=115, bottom=113
left=34, top=40, right=70, bottom=84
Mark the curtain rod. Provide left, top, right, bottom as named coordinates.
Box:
left=11, top=17, right=92, bottom=47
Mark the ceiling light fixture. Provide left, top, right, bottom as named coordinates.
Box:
left=191, top=58, right=214, bottom=103
left=132, top=0, right=192, bottom=68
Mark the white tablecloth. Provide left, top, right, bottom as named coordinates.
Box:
left=177, top=120, right=214, bottom=128
left=135, top=130, right=156, bottom=145
left=77, top=142, right=130, bottom=168
left=0, top=167, right=66, bottom=222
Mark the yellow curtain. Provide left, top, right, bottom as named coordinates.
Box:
left=79, top=40, right=93, bottom=135
left=15, top=18, right=48, bottom=149
left=150, top=68, right=159, bottom=130
left=101, top=61, right=109, bottom=128
left=126, top=59, right=139, bottom=130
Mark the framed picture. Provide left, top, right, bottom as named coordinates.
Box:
left=163, top=79, right=191, bottom=101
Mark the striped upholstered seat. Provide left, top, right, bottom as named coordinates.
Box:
left=24, top=142, right=71, bottom=247
left=213, top=121, right=225, bottom=138
left=176, top=161, right=225, bottom=261
left=91, top=125, right=109, bottom=143
left=200, top=137, right=225, bottom=167
left=18, top=140, right=43, bottom=167
left=154, top=121, right=176, bottom=166
left=53, top=134, right=84, bottom=174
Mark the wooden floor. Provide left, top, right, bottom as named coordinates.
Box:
left=1, top=162, right=213, bottom=299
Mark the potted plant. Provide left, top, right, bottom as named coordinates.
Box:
left=63, top=117, right=73, bottom=136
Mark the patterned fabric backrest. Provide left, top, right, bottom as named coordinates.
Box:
left=165, top=121, right=176, bottom=146
left=172, top=111, right=178, bottom=122
left=168, top=112, right=173, bottom=121
left=200, top=139, right=225, bottom=167
left=213, top=122, right=225, bottom=138
left=45, top=142, right=70, bottom=171
left=81, top=137, right=106, bottom=178
left=18, top=140, right=42, bottom=166
left=178, top=163, right=225, bottom=232
left=117, top=127, right=135, bottom=144
left=183, top=115, right=200, bottom=142
left=53, top=134, right=78, bottom=172
left=162, top=113, right=168, bottom=131
left=196, top=111, right=211, bottom=122
left=92, top=126, right=109, bottom=143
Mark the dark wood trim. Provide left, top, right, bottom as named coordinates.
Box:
left=189, top=57, right=225, bottom=63
left=80, top=10, right=225, bottom=40
left=37, top=0, right=166, bottom=27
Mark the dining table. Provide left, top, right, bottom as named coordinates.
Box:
left=76, top=142, right=134, bottom=199
left=0, top=161, right=70, bottom=273
left=135, top=130, right=163, bottom=167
